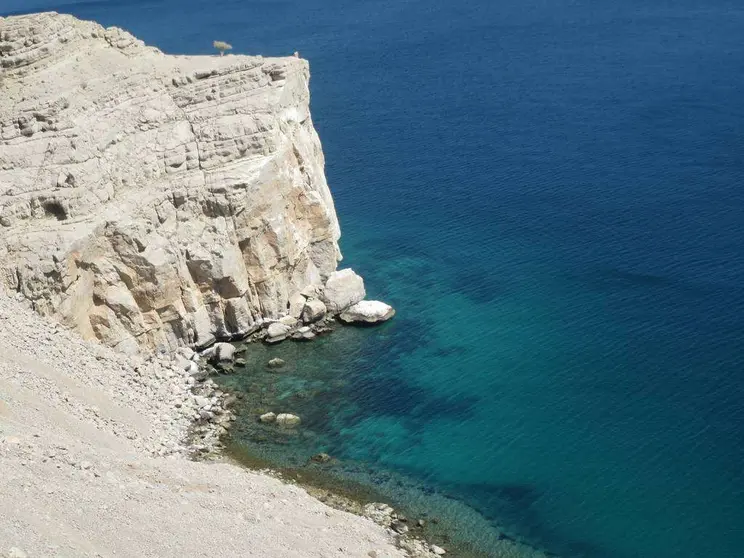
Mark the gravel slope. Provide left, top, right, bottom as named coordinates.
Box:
left=0, top=291, right=406, bottom=558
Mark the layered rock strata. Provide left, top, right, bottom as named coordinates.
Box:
left=0, top=12, right=345, bottom=354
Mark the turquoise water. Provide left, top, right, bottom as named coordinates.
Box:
left=5, top=0, right=744, bottom=556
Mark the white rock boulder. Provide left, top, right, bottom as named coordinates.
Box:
left=279, top=316, right=298, bottom=327
left=259, top=412, right=277, bottom=423
left=288, top=293, right=307, bottom=319
left=213, top=342, right=236, bottom=362
left=301, top=298, right=327, bottom=324
left=266, top=322, right=291, bottom=344
left=276, top=413, right=301, bottom=427
left=321, top=269, right=365, bottom=314
left=339, top=301, right=395, bottom=324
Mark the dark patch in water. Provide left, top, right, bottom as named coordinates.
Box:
left=343, top=374, right=478, bottom=423
left=452, top=482, right=541, bottom=522
left=449, top=481, right=620, bottom=558
left=432, top=345, right=469, bottom=358
left=598, top=267, right=677, bottom=288
left=451, top=268, right=505, bottom=304
left=359, top=315, right=434, bottom=358
left=573, top=265, right=713, bottom=299
left=490, top=483, right=541, bottom=507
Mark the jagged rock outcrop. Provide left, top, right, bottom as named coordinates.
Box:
left=0, top=12, right=344, bottom=353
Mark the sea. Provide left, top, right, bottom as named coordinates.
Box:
left=3, top=0, right=744, bottom=556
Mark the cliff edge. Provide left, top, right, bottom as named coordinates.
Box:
left=0, top=12, right=345, bottom=353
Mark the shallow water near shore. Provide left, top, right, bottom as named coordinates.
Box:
left=217, top=334, right=551, bottom=558
left=5, top=0, right=744, bottom=556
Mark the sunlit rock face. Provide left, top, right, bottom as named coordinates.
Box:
left=0, top=12, right=342, bottom=353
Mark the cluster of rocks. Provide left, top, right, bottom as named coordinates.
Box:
left=319, top=268, right=395, bottom=325
left=248, top=268, right=394, bottom=345
left=184, top=376, right=236, bottom=456
left=362, top=504, right=447, bottom=557
left=0, top=12, right=433, bottom=557
left=278, top=494, right=447, bottom=558
left=166, top=269, right=396, bottom=358
left=259, top=411, right=301, bottom=427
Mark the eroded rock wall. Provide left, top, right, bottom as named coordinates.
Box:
left=0, top=12, right=342, bottom=353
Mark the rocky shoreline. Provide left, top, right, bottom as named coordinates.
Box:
left=0, top=12, right=425, bottom=556
left=0, top=278, right=446, bottom=557
left=0, top=287, right=441, bottom=558
left=121, top=317, right=456, bottom=557
left=0, top=11, right=453, bottom=557
left=156, top=284, right=451, bottom=557
left=173, top=266, right=396, bottom=453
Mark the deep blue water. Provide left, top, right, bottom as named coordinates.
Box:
left=5, top=0, right=744, bottom=556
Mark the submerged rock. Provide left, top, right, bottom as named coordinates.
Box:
left=339, top=301, right=395, bottom=324
left=321, top=269, right=365, bottom=314
left=259, top=412, right=276, bottom=424
left=276, top=413, right=301, bottom=427
left=267, top=357, right=286, bottom=368
left=311, top=452, right=332, bottom=464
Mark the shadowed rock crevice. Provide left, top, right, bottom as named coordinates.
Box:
left=41, top=200, right=68, bottom=220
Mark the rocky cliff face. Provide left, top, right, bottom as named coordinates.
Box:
left=0, top=12, right=344, bottom=353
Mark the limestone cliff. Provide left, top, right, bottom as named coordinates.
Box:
left=0, top=12, right=344, bottom=353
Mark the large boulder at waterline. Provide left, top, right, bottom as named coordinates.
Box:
left=321, top=269, right=365, bottom=313
left=266, top=322, right=292, bottom=343
left=339, top=301, right=395, bottom=324
left=301, top=298, right=327, bottom=323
